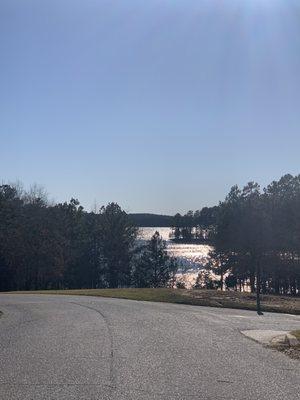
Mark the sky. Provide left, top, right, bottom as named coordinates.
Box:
left=1, top=0, right=300, bottom=214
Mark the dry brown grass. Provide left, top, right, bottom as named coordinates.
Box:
left=6, top=288, right=300, bottom=314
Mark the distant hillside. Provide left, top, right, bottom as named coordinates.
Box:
left=129, top=213, right=173, bottom=227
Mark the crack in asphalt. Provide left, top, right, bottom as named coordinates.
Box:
left=68, top=301, right=117, bottom=391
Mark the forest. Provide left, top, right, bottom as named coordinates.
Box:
left=170, top=207, right=218, bottom=242
left=211, top=174, right=300, bottom=296
left=0, top=185, right=176, bottom=291
left=0, top=174, right=300, bottom=296
left=128, top=213, right=173, bottom=227
left=171, top=175, right=300, bottom=295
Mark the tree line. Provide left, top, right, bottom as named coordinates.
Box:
left=171, top=174, right=300, bottom=296
left=129, top=213, right=174, bottom=227
left=210, top=174, right=300, bottom=296
left=171, top=207, right=218, bottom=242
left=0, top=184, right=177, bottom=291
left=1, top=174, right=300, bottom=296
left=173, top=174, right=300, bottom=296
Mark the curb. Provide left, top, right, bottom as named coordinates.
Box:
left=241, top=330, right=299, bottom=348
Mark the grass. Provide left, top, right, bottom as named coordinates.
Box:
left=6, top=288, right=300, bottom=315
left=291, top=330, right=300, bottom=340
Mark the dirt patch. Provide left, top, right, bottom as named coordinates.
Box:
left=269, top=330, right=300, bottom=360
left=281, top=346, right=300, bottom=360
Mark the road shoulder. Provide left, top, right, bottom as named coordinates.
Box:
left=241, top=329, right=300, bottom=360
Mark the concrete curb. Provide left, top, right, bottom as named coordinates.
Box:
left=286, top=333, right=299, bottom=347
left=241, top=330, right=299, bottom=347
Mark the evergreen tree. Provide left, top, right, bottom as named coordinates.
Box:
left=98, top=203, right=138, bottom=288
left=132, top=231, right=178, bottom=288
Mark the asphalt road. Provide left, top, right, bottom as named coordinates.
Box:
left=0, top=294, right=299, bottom=400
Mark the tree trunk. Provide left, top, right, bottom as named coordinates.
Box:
left=256, top=259, right=263, bottom=315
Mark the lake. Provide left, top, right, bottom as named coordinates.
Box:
left=139, top=227, right=213, bottom=287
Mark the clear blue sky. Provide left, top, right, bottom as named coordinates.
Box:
left=1, top=0, right=299, bottom=214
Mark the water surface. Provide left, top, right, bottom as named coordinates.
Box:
left=139, top=227, right=213, bottom=287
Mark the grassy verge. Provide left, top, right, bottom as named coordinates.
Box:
left=6, top=288, right=300, bottom=314
left=291, top=330, right=300, bottom=340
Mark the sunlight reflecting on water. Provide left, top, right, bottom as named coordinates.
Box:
left=139, top=227, right=213, bottom=287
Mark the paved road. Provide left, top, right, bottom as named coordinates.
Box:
left=0, top=294, right=299, bottom=400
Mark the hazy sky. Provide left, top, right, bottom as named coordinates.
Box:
left=1, top=0, right=300, bottom=214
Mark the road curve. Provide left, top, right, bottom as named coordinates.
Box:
left=0, top=294, right=299, bottom=400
